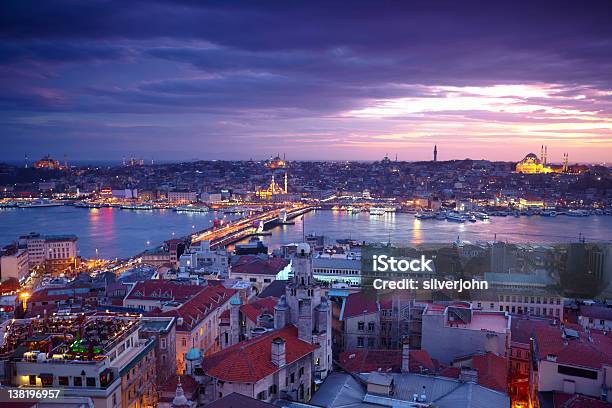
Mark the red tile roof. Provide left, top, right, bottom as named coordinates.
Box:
left=218, top=296, right=277, bottom=323
left=343, top=292, right=378, bottom=319
left=126, top=281, right=204, bottom=302
left=438, top=366, right=461, bottom=379
left=534, top=325, right=612, bottom=370
left=471, top=352, right=508, bottom=393
left=553, top=391, right=612, bottom=408
left=338, top=349, right=435, bottom=374
left=159, top=374, right=199, bottom=397
left=240, top=297, right=277, bottom=323
left=511, top=316, right=555, bottom=345
left=231, top=256, right=289, bottom=276
left=202, top=325, right=317, bottom=382
left=148, top=285, right=236, bottom=332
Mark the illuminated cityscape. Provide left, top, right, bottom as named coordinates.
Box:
left=1, top=2, right=612, bottom=408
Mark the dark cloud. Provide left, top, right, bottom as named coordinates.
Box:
left=0, top=1, right=611, bottom=160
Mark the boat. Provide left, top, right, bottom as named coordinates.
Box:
left=17, top=199, right=64, bottom=208
left=120, top=203, right=153, bottom=210
left=540, top=210, right=557, bottom=217
left=74, top=201, right=104, bottom=209
left=369, top=207, right=385, bottom=216
left=435, top=211, right=447, bottom=220
left=467, top=214, right=477, bottom=222
left=474, top=212, right=489, bottom=220
left=174, top=204, right=209, bottom=213
left=566, top=209, right=589, bottom=217
left=384, top=206, right=397, bottom=213
left=415, top=211, right=435, bottom=220
left=0, top=201, right=18, bottom=208
left=446, top=212, right=466, bottom=223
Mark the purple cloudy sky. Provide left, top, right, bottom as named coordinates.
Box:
left=1, top=1, right=611, bottom=163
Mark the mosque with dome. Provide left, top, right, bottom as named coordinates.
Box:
left=515, top=145, right=570, bottom=174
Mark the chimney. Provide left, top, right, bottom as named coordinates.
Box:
left=271, top=337, right=286, bottom=367
left=401, top=338, right=410, bottom=373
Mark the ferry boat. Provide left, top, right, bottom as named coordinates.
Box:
left=18, top=199, right=64, bottom=208
left=435, top=211, right=447, bottom=220
left=0, top=201, right=18, bottom=208
left=174, top=204, right=209, bottom=213
left=369, top=207, right=385, bottom=216
left=415, top=211, right=435, bottom=220
left=473, top=212, right=489, bottom=220
left=566, top=209, right=589, bottom=217
left=74, top=201, right=103, bottom=209
left=540, top=210, right=557, bottom=217
left=446, top=212, right=466, bottom=223
left=384, top=206, right=397, bottom=213
left=120, top=203, right=153, bottom=210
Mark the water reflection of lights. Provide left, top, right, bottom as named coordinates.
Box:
left=411, top=219, right=423, bottom=244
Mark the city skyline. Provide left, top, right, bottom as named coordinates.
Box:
left=1, top=1, right=612, bottom=162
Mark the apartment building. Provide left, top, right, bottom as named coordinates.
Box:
left=19, top=232, right=78, bottom=269
left=530, top=324, right=612, bottom=405
left=4, top=316, right=156, bottom=408
left=0, top=243, right=29, bottom=282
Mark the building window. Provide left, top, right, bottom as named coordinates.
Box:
left=269, top=384, right=277, bottom=395
left=257, top=391, right=267, bottom=400
left=29, top=375, right=37, bottom=386
left=357, top=322, right=365, bottom=331
left=74, top=377, right=83, bottom=387
left=160, top=338, right=167, bottom=349
left=357, top=337, right=364, bottom=347
left=299, top=367, right=304, bottom=377
left=86, top=377, right=96, bottom=387
left=58, top=376, right=69, bottom=386
left=290, top=373, right=295, bottom=383
left=368, top=322, right=375, bottom=332
left=368, top=338, right=375, bottom=348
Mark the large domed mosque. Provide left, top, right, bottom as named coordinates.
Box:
left=515, top=145, right=555, bottom=174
